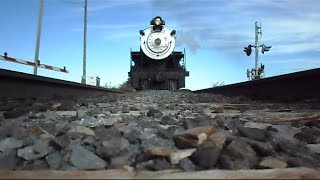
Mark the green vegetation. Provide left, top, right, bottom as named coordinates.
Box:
left=104, top=78, right=135, bottom=93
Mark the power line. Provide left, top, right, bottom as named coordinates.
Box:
left=60, top=0, right=84, bottom=6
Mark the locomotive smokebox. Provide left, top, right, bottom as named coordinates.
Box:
left=129, top=16, right=189, bottom=90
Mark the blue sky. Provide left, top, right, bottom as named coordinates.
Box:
left=1, top=0, right=319, bottom=90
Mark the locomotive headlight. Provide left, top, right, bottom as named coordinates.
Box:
left=154, top=17, right=162, bottom=26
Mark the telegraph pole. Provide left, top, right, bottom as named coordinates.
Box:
left=81, top=0, right=87, bottom=84
left=33, top=0, right=44, bottom=75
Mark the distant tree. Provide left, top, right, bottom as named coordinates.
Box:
left=104, top=81, right=116, bottom=89
left=117, top=78, right=135, bottom=92
left=212, top=81, right=225, bottom=87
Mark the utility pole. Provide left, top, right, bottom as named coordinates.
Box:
left=244, top=22, right=272, bottom=81
left=81, top=0, right=88, bottom=84
left=33, top=0, right=44, bottom=75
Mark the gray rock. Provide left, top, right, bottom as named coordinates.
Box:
left=0, top=122, right=28, bottom=139
left=54, top=121, right=71, bottom=136
left=161, top=116, right=180, bottom=125
left=301, top=126, right=320, bottom=136
left=3, top=108, right=29, bottom=119
left=191, top=141, right=221, bottom=169
left=151, top=158, right=171, bottom=171
left=170, top=148, right=196, bottom=165
left=120, top=123, right=139, bottom=134
left=122, top=105, right=130, bottom=113
left=146, top=107, right=162, bottom=118
left=67, top=125, right=95, bottom=136
left=294, top=132, right=317, bottom=144
left=183, top=116, right=212, bottom=129
left=0, top=137, right=23, bottom=152
left=94, top=126, right=121, bottom=141
left=101, top=116, right=122, bottom=126
left=258, top=157, right=287, bottom=169
left=52, top=135, right=70, bottom=149
left=136, top=158, right=171, bottom=171
left=32, top=102, right=50, bottom=112
left=56, top=100, right=76, bottom=111
left=76, top=109, right=87, bottom=119
left=244, top=122, right=272, bottom=130
left=141, top=137, right=177, bottom=157
left=135, top=160, right=154, bottom=170
left=179, top=158, right=196, bottom=171
left=157, top=125, right=184, bottom=139
left=110, top=107, right=119, bottom=114
left=29, top=159, right=49, bottom=170
left=46, top=151, right=62, bottom=169
left=173, top=126, right=215, bottom=149
left=38, top=122, right=56, bottom=135
left=211, top=107, right=224, bottom=113
left=96, top=138, right=130, bottom=158
left=17, top=139, right=51, bottom=161
left=82, top=136, right=100, bottom=148
left=238, top=137, right=273, bottom=156
left=192, top=106, right=205, bottom=113
left=214, top=116, right=243, bottom=135
left=219, top=139, right=258, bottom=169
left=109, top=144, right=141, bottom=168
left=0, top=148, right=17, bottom=169
left=79, top=115, right=98, bottom=127
left=109, top=153, right=134, bottom=169
left=271, top=125, right=301, bottom=138
left=208, top=130, right=228, bottom=150
left=70, top=145, right=107, bottom=170
left=307, top=144, right=320, bottom=154
left=56, top=111, right=77, bottom=118
left=97, top=103, right=110, bottom=108
left=271, top=134, right=309, bottom=157
left=130, top=105, right=141, bottom=111
left=44, top=110, right=62, bottom=121
left=237, top=126, right=269, bottom=142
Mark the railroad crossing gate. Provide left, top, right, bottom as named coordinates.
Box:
left=0, top=52, right=68, bottom=73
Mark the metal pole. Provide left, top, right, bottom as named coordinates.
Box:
left=130, top=48, right=132, bottom=71
left=254, top=22, right=259, bottom=79
left=33, top=0, right=44, bottom=75
left=184, top=48, right=186, bottom=70
left=82, top=0, right=87, bottom=84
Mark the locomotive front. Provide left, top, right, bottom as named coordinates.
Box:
left=139, top=16, right=176, bottom=60
left=129, top=16, right=189, bottom=90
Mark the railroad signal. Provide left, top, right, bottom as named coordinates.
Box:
left=261, top=44, right=272, bottom=54
left=244, top=22, right=272, bottom=81
left=244, top=45, right=252, bottom=56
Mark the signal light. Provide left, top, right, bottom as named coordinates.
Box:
left=261, top=44, right=272, bottom=54
left=170, top=30, right=176, bottom=36
left=244, top=45, right=252, bottom=56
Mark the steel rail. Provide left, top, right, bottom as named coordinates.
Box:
left=194, top=67, right=320, bottom=102
left=0, top=68, right=121, bottom=99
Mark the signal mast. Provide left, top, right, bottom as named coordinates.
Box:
left=244, top=22, right=272, bottom=80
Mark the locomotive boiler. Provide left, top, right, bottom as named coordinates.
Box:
left=128, top=16, right=189, bottom=90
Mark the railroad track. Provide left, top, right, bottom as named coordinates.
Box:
left=0, top=68, right=121, bottom=99
left=194, top=67, right=320, bottom=102
left=1, top=68, right=320, bottom=179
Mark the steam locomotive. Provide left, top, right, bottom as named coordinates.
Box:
left=128, top=16, right=189, bottom=90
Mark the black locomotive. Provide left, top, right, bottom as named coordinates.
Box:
left=128, top=16, right=189, bottom=90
